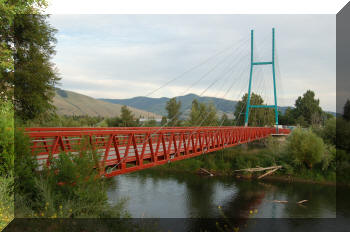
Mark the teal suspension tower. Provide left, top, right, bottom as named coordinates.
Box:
left=244, top=28, right=279, bottom=132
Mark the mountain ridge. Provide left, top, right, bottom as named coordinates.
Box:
left=53, top=89, right=162, bottom=119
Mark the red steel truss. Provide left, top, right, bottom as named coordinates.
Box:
left=26, top=127, right=290, bottom=178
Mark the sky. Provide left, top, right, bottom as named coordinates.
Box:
left=49, top=14, right=336, bottom=112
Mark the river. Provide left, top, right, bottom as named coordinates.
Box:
left=107, top=169, right=349, bottom=231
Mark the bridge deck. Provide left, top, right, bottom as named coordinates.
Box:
left=26, top=127, right=290, bottom=177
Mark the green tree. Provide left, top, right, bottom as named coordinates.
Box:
left=0, top=0, right=48, bottom=86
left=220, top=113, right=231, bottom=126
left=0, top=99, right=14, bottom=175
left=144, top=119, right=157, bottom=127
left=165, top=97, right=181, bottom=126
left=203, top=102, right=218, bottom=126
left=234, top=92, right=274, bottom=126
left=187, top=99, right=202, bottom=126
left=187, top=99, right=218, bottom=126
left=160, top=116, right=167, bottom=126
left=343, top=99, right=350, bottom=121
left=278, top=107, right=296, bottom=125
left=7, top=14, right=60, bottom=121
left=294, top=90, right=322, bottom=126
left=120, top=105, right=136, bottom=127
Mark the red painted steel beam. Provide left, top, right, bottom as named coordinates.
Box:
left=26, top=126, right=290, bottom=178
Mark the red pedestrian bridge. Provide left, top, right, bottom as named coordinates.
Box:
left=26, top=127, right=290, bottom=178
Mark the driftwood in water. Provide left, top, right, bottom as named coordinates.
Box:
left=258, top=166, right=282, bottom=179
left=234, top=165, right=282, bottom=179
left=198, top=168, right=214, bottom=176
left=297, top=200, right=308, bottom=204
left=272, top=200, right=288, bottom=203
left=234, top=166, right=282, bottom=173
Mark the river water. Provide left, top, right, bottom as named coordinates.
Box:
left=107, top=169, right=349, bottom=231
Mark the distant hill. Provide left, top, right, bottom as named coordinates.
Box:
left=53, top=89, right=162, bottom=119
left=100, top=94, right=239, bottom=119
left=100, top=94, right=340, bottom=119
left=99, top=94, right=296, bottom=119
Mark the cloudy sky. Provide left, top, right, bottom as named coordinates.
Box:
left=49, top=14, right=336, bottom=111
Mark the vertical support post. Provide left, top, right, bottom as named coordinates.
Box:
left=272, top=28, right=279, bottom=133
left=244, top=29, right=254, bottom=127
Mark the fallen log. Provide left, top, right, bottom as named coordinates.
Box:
left=234, top=166, right=282, bottom=173
left=272, top=200, right=288, bottom=203
left=297, top=200, right=308, bottom=204
left=199, top=168, right=214, bottom=176
left=258, top=166, right=282, bottom=179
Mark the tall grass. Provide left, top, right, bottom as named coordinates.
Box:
left=14, top=132, right=129, bottom=219
left=0, top=175, right=14, bottom=230
left=0, top=99, right=14, bottom=230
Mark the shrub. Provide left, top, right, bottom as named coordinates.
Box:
left=0, top=99, right=14, bottom=175
left=0, top=175, right=14, bottom=230
left=14, top=133, right=129, bottom=218
left=286, top=127, right=325, bottom=168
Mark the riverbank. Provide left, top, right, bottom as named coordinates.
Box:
left=151, top=140, right=337, bottom=185
left=153, top=164, right=337, bottom=186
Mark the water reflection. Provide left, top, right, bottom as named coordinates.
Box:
left=107, top=169, right=337, bottom=221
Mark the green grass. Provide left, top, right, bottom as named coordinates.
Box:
left=0, top=176, right=14, bottom=230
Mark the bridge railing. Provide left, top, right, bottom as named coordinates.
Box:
left=25, top=127, right=290, bottom=177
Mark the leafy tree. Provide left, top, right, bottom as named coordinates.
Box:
left=337, top=117, right=350, bottom=152
left=0, top=99, right=14, bottom=175
left=120, top=105, right=137, bottom=127
left=3, top=14, right=60, bottom=121
left=160, top=116, right=167, bottom=126
left=294, top=90, right=322, bottom=126
left=105, top=117, right=121, bottom=127
left=0, top=0, right=48, bottom=84
left=203, top=102, right=218, bottom=126
left=144, top=119, right=157, bottom=127
left=278, top=107, right=296, bottom=125
left=343, top=99, right=350, bottom=121
left=187, top=99, right=218, bottom=126
left=165, top=97, right=181, bottom=126
left=322, top=117, right=336, bottom=145
left=187, top=99, right=203, bottom=126
left=234, top=92, right=275, bottom=126
left=286, top=127, right=325, bottom=169
left=220, top=113, right=231, bottom=126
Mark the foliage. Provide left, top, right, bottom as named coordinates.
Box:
left=24, top=114, right=105, bottom=127
left=278, top=107, right=296, bottom=125
left=143, top=119, right=157, bottom=127
left=312, top=117, right=336, bottom=146
left=0, top=0, right=48, bottom=79
left=220, top=113, right=232, bottom=126
left=337, top=149, right=350, bottom=184
left=120, top=105, right=138, bottom=127
left=14, top=132, right=129, bottom=218
left=0, top=175, right=14, bottom=230
left=286, top=127, right=325, bottom=168
left=343, top=99, right=350, bottom=121
left=336, top=117, right=350, bottom=152
left=234, top=92, right=275, bottom=126
left=160, top=116, right=167, bottom=126
left=165, top=97, right=182, bottom=126
left=293, top=90, right=322, bottom=126
left=186, top=99, right=218, bottom=126
left=0, top=99, right=14, bottom=175
left=11, top=14, right=60, bottom=121
left=105, top=105, right=139, bottom=127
